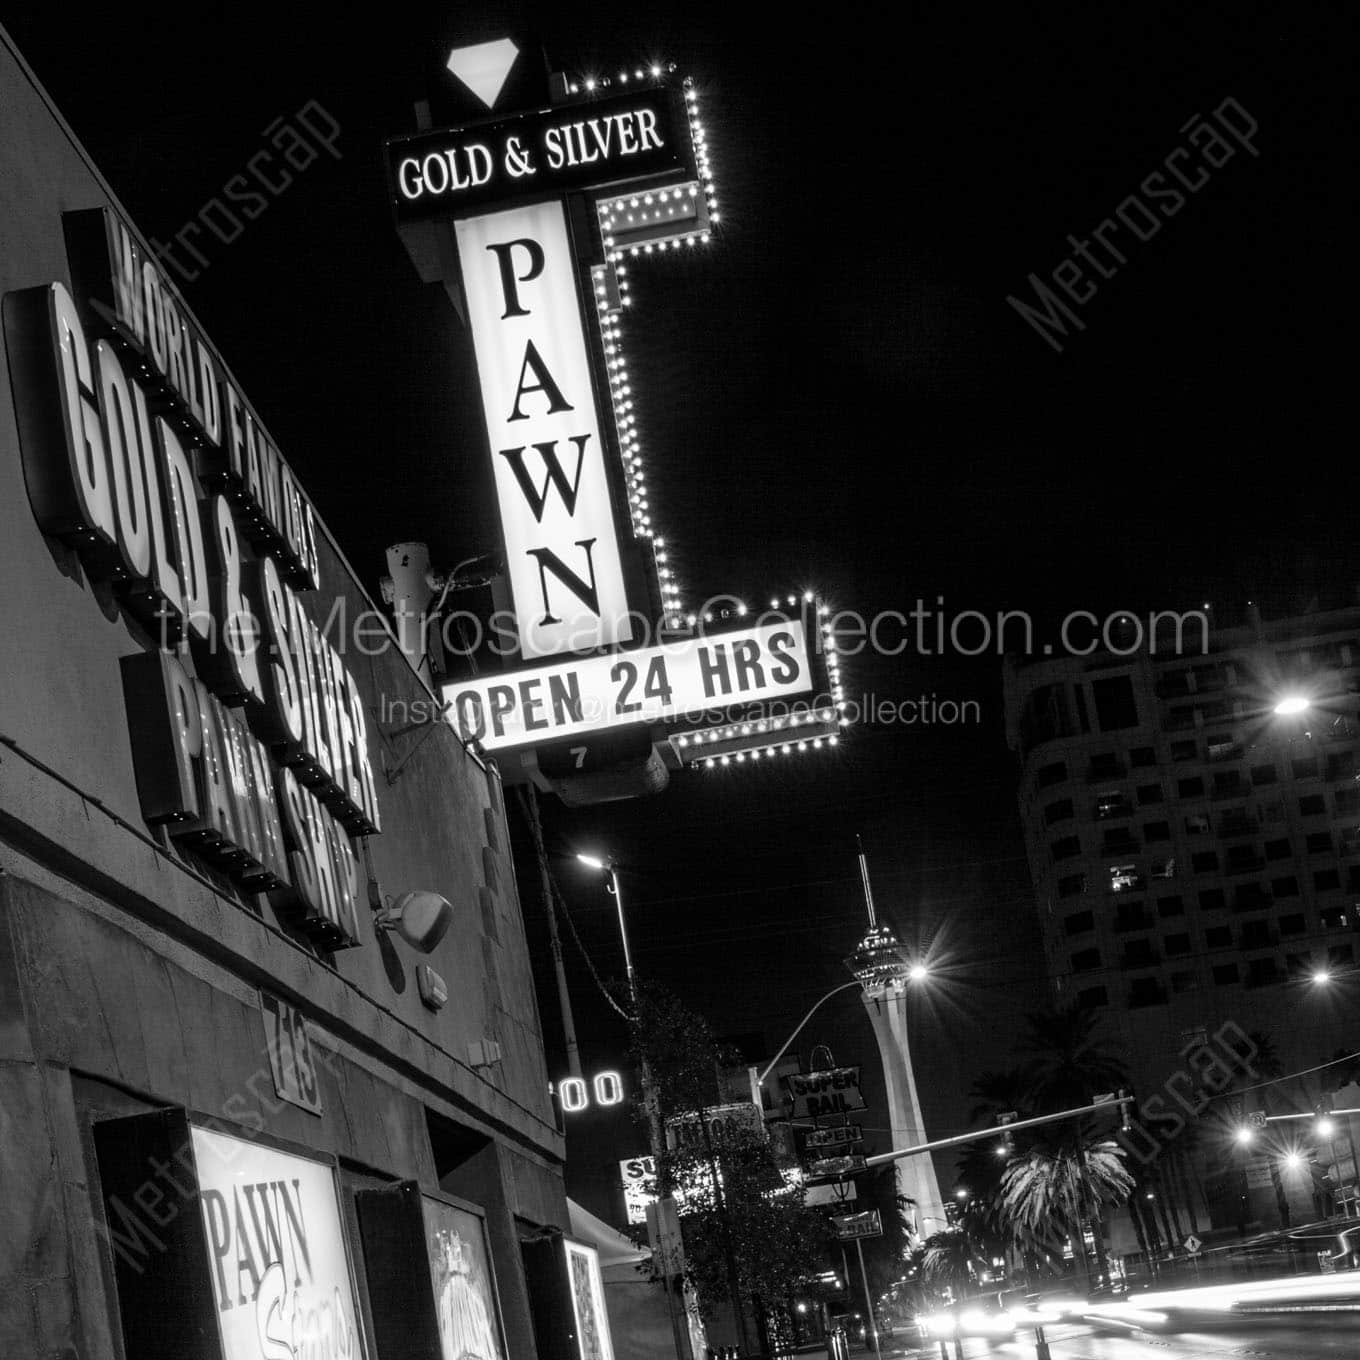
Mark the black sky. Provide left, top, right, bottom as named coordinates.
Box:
left=3, top=0, right=1354, bottom=1210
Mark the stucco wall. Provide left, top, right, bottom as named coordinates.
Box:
left=0, top=22, right=567, bottom=1360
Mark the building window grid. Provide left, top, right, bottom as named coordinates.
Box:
left=1035, top=661, right=1360, bottom=996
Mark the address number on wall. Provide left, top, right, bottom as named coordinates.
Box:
left=261, top=992, right=323, bottom=1115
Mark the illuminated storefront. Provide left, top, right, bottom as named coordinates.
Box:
left=0, top=24, right=575, bottom=1359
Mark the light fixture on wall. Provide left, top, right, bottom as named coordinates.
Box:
left=373, top=891, right=455, bottom=953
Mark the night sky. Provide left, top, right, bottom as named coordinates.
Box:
left=4, top=1, right=1353, bottom=1211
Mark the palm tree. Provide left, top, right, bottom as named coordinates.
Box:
left=999, top=1139, right=1135, bottom=1290
left=969, top=1068, right=1032, bottom=1126
left=1016, top=1004, right=1129, bottom=1113
left=919, top=1228, right=984, bottom=1300
left=1008, top=1004, right=1130, bottom=1276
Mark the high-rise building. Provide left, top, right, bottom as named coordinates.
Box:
left=1004, top=604, right=1360, bottom=1227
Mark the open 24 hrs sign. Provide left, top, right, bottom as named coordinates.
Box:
left=444, top=620, right=813, bottom=752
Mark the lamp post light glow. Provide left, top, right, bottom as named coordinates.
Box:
left=1318, top=1116, right=1337, bottom=1138
left=1274, top=695, right=1310, bottom=716
left=1313, top=969, right=1332, bottom=985
left=1235, top=1127, right=1255, bottom=1145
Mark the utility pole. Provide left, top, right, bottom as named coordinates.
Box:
left=853, top=1236, right=882, bottom=1360
left=594, top=857, right=692, bottom=1360
left=520, top=787, right=582, bottom=1079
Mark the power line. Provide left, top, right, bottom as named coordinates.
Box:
left=1209, top=1049, right=1360, bottom=1102
left=550, top=871, right=632, bottom=1022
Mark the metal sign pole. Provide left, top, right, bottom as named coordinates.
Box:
left=853, top=1237, right=882, bottom=1360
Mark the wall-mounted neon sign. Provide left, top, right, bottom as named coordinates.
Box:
left=555, top=1070, right=625, bottom=1113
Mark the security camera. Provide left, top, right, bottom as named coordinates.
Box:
left=374, top=891, right=455, bottom=953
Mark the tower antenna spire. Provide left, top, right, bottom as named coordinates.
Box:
left=857, top=834, right=877, bottom=930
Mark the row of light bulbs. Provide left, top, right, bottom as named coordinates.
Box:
left=591, top=269, right=686, bottom=618
left=582, top=70, right=723, bottom=635
left=698, top=735, right=841, bottom=768
left=602, top=83, right=719, bottom=268
left=684, top=81, right=720, bottom=229
left=599, top=183, right=711, bottom=262
left=567, top=62, right=678, bottom=96
left=675, top=707, right=838, bottom=748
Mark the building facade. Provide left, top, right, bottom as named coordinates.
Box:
left=1004, top=604, right=1360, bottom=1230
left=0, top=24, right=575, bottom=1360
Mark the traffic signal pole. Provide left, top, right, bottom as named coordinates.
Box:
left=857, top=1095, right=1131, bottom=1360
left=854, top=1236, right=883, bottom=1360
left=862, top=1094, right=1134, bottom=1169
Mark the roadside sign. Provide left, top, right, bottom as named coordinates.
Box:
left=620, top=1155, right=656, bottom=1225
left=806, top=1155, right=866, bottom=1184
left=784, top=1067, right=866, bottom=1120
left=1183, top=1234, right=1202, bottom=1255
left=666, top=1100, right=763, bottom=1151
left=807, top=1124, right=863, bottom=1150
left=807, top=1181, right=858, bottom=1207
left=830, top=1209, right=882, bottom=1241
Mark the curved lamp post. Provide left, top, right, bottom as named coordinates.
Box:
left=575, top=851, right=693, bottom=1359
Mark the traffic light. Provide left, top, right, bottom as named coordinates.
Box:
left=996, top=1110, right=1017, bottom=1157
left=944, top=1200, right=962, bottom=1227
left=1315, top=1097, right=1337, bottom=1137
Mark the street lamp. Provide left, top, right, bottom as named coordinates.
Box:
left=575, top=851, right=691, bottom=1360
left=1313, top=969, right=1332, bottom=985
left=1274, top=695, right=1310, bottom=716
left=576, top=852, right=639, bottom=1003
left=755, top=963, right=931, bottom=1087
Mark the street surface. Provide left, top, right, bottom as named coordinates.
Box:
left=885, top=1314, right=1360, bottom=1358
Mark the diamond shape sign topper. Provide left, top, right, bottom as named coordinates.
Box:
left=445, top=38, right=520, bottom=110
